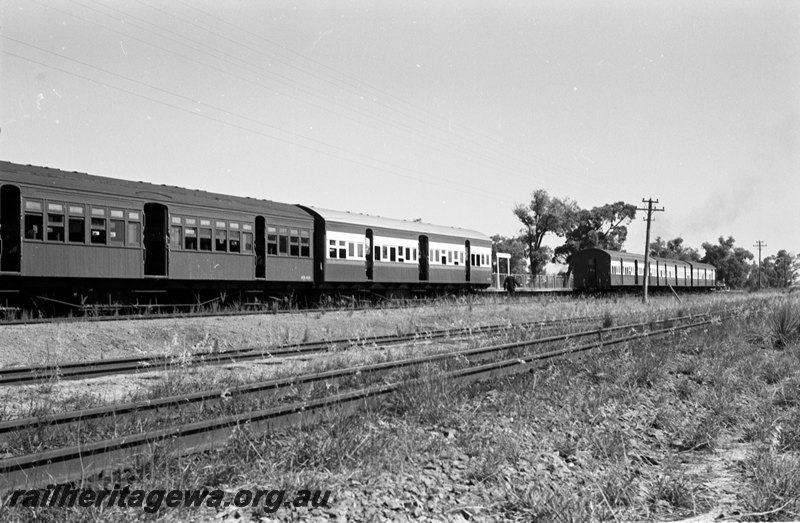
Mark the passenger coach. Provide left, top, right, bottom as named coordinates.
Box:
left=572, top=248, right=716, bottom=291
left=0, top=161, right=494, bottom=308
left=301, top=207, right=493, bottom=296
left=0, top=161, right=314, bottom=304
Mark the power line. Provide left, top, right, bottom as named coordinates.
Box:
left=1, top=48, right=509, bottom=203
left=68, top=0, right=561, bottom=185
left=63, top=0, right=603, bottom=193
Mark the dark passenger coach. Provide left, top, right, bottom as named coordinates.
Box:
left=0, top=161, right=314, bottom=303
left=571, top=248, right=716, bottom=291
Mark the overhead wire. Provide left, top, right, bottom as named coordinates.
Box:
left=76, top=0, right=550, bottom=184
left=1, top=46, right=511, bottom=203
left=161, top=0, right=605, bottom=194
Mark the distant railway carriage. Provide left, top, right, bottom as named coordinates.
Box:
left=0, top=161, right=493, bottom=307
left=301, top=207, right=493, bottom=295
left=572, top=248, right=716, bottom=291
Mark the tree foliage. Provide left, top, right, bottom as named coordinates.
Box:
left=700, top=236, right=754, bottom=289
left=554, top=202, right=637, bottom=268
left=512, top=190, right=578, bottom=276
left=746, top=250, right=799, bottom=289
left=649, top=236, right=701, bottom=262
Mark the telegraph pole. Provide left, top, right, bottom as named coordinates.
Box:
left=753, top=240, right=767, bottom=290
left=637, top=198, right=665, bottom=303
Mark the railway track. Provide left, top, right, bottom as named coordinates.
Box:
left=0, top=307, right=742, bottom=494
left=0, top=300, right=422, bottom=326
left=0, top=313, right=610, bottom=386
left=0, top=293, right=547, bottom=326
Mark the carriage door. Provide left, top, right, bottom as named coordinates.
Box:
left=418, top=235, right=429, bottom=281
left=587, top=257, right=597, bottom=288
left=255, top=216, right=266, bottom=279
left=0, top=185, right=21, bottom=272
left=143, top=203, right=168, bottom=277
left=365, top=228, right=374, bottom=280
left=464, top=240, right=471, bottom=282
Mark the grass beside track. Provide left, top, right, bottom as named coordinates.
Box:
left=1, top=292, right=799, bottom=521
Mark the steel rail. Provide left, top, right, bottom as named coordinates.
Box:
left=0, top=293, right=541, bottom=326
left=0, top=302, right=411, bottom=327
left=0, top=313, right=607, bottom=386
left=0, top=313, right=730, bottom=494
left=0, top=311, right=714, bottom=434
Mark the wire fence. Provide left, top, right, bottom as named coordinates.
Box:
left=492, top=273, right=573, bottom=291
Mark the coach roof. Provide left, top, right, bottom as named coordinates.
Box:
left=577, top=248, right=694, bottom=266
left=306, top=207, right=491, bottom=242
left=0, top=161, right=309, bottom=220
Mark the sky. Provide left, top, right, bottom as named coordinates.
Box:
left=1, top=0, right=798, bottom=261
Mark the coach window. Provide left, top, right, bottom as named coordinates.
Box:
left=184, top=227, right=197, bottom=250
left=168, top=217, right=182, bottom=250
left=68, top=205, right=85, bottom=243
left=278, top=228, right=288, bottom=255
left=348, top=242, right=355, bottom=259
left=242, top=224, right=253, bottom=254
left=127, top=211, right=141, bottom=246
left=24, top=200, right=43, bottom=240
left=199, top=225, right=212, bottom=252
left=215, top=221, right=227, bottom=252
left=300, top=230, right=310, bottom=257
left=109, top=209, right=125, bottom=245
left=374, top=245, right=381, bottom=261
left=267, top=227, right=278, bottom=255
left=389, top=246, right=396, bottom=262
left=126, top=212, right=141, bottom=247
left=90, top=208, right=107, bottom=244
left=229, top=223, right=241, bottom=253
left=229, top=223, right=240, bottom=253
left=357, top=242, right=364, bottom=259
left=397, top=248, right=404, bottom=263
left=289, top=229, right=300, bottom=256
left=229, top=231, right=240, bottom=253
left=184, top=218, right=197, bottom=250
left=329, top=240, right=337, bottom=259
left=242, top=227, right=253, bottom=254
left=47, top=203, right=65, bottom=242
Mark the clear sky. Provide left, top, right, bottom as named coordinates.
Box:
left=2, top=0, right=798, bottom=260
